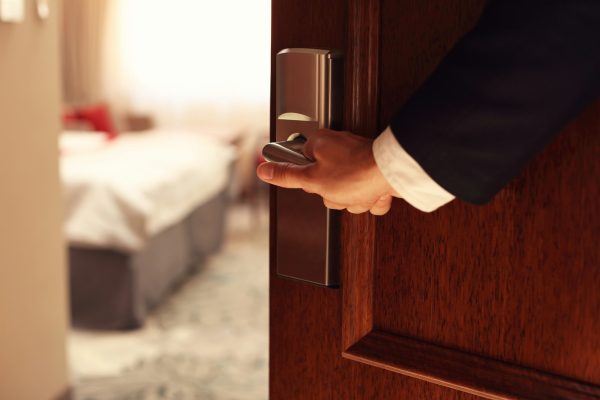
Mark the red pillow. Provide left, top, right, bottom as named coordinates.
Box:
left=62, top=109, right=78, bottom=125
left=71, top=104, right=118, bottom=140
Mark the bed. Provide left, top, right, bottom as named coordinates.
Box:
left=61, top=130, right=234, bottom=329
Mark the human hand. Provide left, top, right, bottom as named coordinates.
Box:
left=256, top=129, right=398, bottom=215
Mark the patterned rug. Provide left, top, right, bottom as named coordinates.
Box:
left=69, top=205, right=269, bottom=400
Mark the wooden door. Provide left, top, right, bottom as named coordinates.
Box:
left=270, top=1, right=600, bottom=399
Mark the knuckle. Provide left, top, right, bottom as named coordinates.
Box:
left=276, top=163, right=303, bottom=188
left=347, top=206, right=368, bottom=214
left=312, top=138, right=330, bottom=159
left=370, top=201, right=392, bottom=216
left=303, top=138, right=316, bottom=160
left=323, top=198, right=344, bottom=210
left=275, top=163, right=290, bottom=181
left=370, top=209, right=387, bottom=216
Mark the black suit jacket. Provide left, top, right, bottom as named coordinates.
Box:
left=390, top=0, right=600, bottom=204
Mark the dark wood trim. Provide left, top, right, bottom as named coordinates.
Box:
left=343, top=331, right=600, bottom=400
left=344, top=0, right=381, bottom=135
left=340, top=0, right=381, bottom=351
left=340, top=212, right=375, bottom=349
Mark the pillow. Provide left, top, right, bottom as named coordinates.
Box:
left=64, top=103, right=118, bottom=140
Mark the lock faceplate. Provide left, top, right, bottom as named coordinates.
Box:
left=274, top=48, right=342, bottom=287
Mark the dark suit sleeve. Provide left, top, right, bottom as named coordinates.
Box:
left=389, top=0, right=600, bottom=204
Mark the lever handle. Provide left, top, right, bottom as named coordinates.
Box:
left=262, top=134, right=313, bottom=165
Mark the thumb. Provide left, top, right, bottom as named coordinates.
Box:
left=256, top=162, right=308, bottom=189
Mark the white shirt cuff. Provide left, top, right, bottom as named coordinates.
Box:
left=372, top=127, right=455, bottom=212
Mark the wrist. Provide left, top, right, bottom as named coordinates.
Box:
left=373, top=127, right=455, bottom=212
left=368, top=154, right=397, bottom=197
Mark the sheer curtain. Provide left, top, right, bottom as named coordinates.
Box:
left=102, top=0, right=271, bottom=133
left=62, top=0, right=108, bottom=104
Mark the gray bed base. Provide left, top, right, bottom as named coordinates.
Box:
left=69, top=189, right=228, bottom=330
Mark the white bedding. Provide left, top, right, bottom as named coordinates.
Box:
left=61, top=130, right=234, bottom=252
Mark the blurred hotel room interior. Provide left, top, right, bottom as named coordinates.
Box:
left=1, top=0, right=270, bottom=399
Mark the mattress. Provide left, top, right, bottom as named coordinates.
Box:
left=69, top=189, right=229, bottom=330
left=61, top=130, right=234, bottom=252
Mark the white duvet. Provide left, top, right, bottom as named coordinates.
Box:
left=60, top=130, right=234, bottom=252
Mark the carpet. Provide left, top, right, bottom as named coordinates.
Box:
left=69, top=205, right=269, bottom=400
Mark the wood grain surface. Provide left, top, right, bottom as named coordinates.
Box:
left=345, top=331, right=600, bottom=400
left=374, top=0, right=600, bottom=386
left=271, top=0, right=600, bottom=398
left=373, top=102, right=600, bottom=384
left=340, top=0, right=380, bottom=350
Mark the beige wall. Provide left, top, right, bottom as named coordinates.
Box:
left=0, top=1, right=69, bottom=399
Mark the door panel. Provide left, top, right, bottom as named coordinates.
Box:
left=372, top=0, right=600, bottom=386
left=270, top=1, right=600, bottom=399
left=373, top=112, right=600, bottom=383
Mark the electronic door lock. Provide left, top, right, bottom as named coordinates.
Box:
left=266, top=48, right=342, bottom=287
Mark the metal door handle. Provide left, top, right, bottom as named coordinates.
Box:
left=262, top=134, right=312, bottom=165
